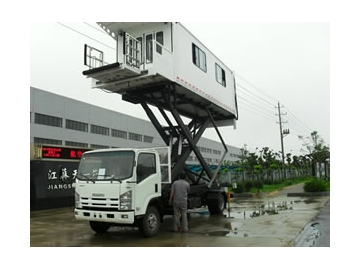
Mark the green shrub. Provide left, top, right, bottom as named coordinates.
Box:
left=254, top=180, right=263, bottom=191
left=244, top=180, right=253, bottom=192
left=303, top=179, right=330, bottom=192
left=233, top=182, right=245, bottom=193
left=232, top=180, right=254, bottom=193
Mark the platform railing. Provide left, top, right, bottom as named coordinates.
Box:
left=84, top=44, right=104, bottom=69
left=125, top=33, right=142, bottom=69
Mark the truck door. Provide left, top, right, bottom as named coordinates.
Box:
left=134, top=152, right=160, bottom=215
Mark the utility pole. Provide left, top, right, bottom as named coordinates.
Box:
left=276, top=102, right=290, bottom=179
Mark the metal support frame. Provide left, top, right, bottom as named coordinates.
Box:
left=169, top=107, right=213, bottom=180
left=205, top=107, right=228, bottom=188
left=126, top=83, right=228, bottom=186
left=141, top=101, right=211, bottom=182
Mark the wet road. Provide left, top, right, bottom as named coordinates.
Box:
left=30, top=183, right=330, bottom=247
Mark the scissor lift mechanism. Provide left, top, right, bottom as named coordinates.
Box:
left=122, top=82, right=228, bottom=187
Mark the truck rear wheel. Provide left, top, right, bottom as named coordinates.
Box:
left=139, top=206, right=160, bottom=237
left=89, top=221, right=110, bottom=233
left=207, top=193, right=225, bottom=214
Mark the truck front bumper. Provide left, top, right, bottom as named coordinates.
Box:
left=74, top=208, right=135, bottom=224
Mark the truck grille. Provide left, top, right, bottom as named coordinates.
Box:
left=80, top=197, right=119, bottom=210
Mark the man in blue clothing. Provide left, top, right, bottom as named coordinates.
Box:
left=168, top=172, right=190, bottom=232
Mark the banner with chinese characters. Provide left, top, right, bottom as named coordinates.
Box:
left=31, top=160, right=79, bottom=199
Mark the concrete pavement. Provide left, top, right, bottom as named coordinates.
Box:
left=266, top=182, right=330, bottom=247
left=29, top=182, right=330, bottom=247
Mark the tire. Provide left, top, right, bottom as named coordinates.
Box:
left=89, top=221, right=110, bottom=233
left=207, top=193, right=225, bottom=214
left=139, top=206, right=160, bottom=237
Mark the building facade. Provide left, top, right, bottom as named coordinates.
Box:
left=30, top=87, right=240, bottom=164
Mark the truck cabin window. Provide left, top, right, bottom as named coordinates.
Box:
left=137, top=153, right=156, bottom=183
left=77, top=151, right=135, bottom=181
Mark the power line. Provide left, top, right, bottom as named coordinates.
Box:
left=238, top=101, right=276, bottom=121
left=237, top=95, right=276, bottom=121
left=237, top=94, right=276, bottom=117
left=235, top=73, right=314, bottom=138
left=285, top=115, right=312, bottom=136
left=284, top=105, right=313, bottom=134
left=235, top=73, right=279, bottom=104
left=236, top=82, right=275, bottom=108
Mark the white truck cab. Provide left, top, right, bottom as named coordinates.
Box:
left=73, top=147, right=171, bottom=237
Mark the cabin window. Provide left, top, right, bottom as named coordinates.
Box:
left=137, top=153, right=156, bottom=183
left=146, top=34, right=153, bottom=63
left=192, top=43, right=207, bottom=72
left=215, top=63, right=226, bottom=87
left=156, top=31, right=163, bottom=54
left=136, top=37, right=143, bottom=64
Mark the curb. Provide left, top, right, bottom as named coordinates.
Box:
left=294, top=199, right=330, bottom=247
left=232, top=191, right=330, bottom=198
left=287, top=191, right=330, bottom=197
left=294, top=220, right=320, bottom=247
left=232, top=193, right=253, bottom=198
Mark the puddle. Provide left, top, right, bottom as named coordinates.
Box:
left=205, top=230, right=245, bottom=238
left=293, top=199, right=318, bottom=204
left=205, top=230, right=229, bottom=237
left=303, top=199, right=319, bottom=204
left=225, top=200, right=294, bottom=219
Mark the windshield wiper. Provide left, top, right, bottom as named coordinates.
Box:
left=77, top=174, right=90, bottom=180
left=77, top=173, right=97, bottom=183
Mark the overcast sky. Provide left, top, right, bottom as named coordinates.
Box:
left=30, top=21, right=329, bottom=156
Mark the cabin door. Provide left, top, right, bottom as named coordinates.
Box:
left=142, top=31, right=164, bottom=70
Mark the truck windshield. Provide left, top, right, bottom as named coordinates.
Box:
left=77, top=151, right=135, bottom=181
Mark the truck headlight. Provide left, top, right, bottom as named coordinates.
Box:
left=120, top=190, right=132, bottom=210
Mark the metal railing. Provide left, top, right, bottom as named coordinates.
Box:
left=84, top=44, right=104, bottom=69
left=125, top=33, right=142, bottom=69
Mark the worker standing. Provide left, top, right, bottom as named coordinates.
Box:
left=168, top=172, right=190, bottom=232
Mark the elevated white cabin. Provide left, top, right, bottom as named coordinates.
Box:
left=83, top=22, right=238, bottom=127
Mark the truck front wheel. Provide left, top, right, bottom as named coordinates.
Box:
left=89, top=221, right=110, bottom=233
left=139, top=206, right=160, bottom=237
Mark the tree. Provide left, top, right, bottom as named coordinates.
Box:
left=298, top=131, right=330, bottom=178
left=253, top=164, right=263, bottom=193
left=246, top=152, right=259, bottom=180
left=291, top=154, right=310, bottom=177
left=259, top=147, right=279, bottom=183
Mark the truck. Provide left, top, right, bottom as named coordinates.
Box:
left=61, top=22, right=239, bottom=237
